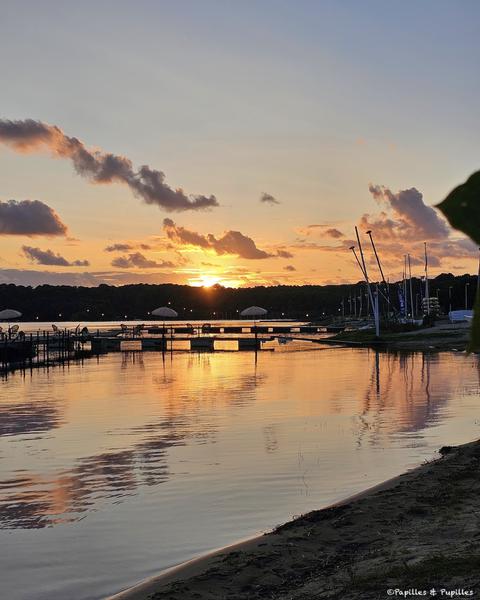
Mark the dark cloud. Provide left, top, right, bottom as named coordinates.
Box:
left=260, top=192, right=280, bottom=205
left=296, top=224, right=344, bottom=239
left=163, top=218, right=211, bottom=249
left=22, top=246, right=89, bottom=267
left=0, top=119, right=218, bottom=212
left=283, top=265, right=296, bottom=271
left=104, top=242, right=152, bottom=252
left=324, top=228, right=344, bottom=239
left=111, top=252, right=175, bottom=269
left=276, top=249, right=294, bottom=258
left=0, top=199, right=67, bottom=236
left=105, top=243, right=134, bottom=252
left=163, top=218, right=274, bottom=259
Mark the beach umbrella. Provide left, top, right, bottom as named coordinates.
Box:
left=240, top=306, right=268, bottom=341
left=0, top=309, right=22, bottom=320
left=0, top=308, right=22, bottom=338
left=240, top=306, right=268, bottom=318
left=151, top=306, right=178, bottom=318
left=151, top=306, right=178, bottom=336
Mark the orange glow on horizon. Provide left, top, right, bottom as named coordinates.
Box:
left=188, top=273, right=245, bottom=288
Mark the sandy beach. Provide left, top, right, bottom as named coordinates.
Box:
left=109, top=438, right=480, bottom=600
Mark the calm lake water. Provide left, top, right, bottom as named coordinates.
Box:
left=1, top=343, right=480, bottom=600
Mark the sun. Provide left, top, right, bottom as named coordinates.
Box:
left=188, top=272, right=245, bottom=288
left=200, top=275, right=221, bottom=287
left=190, top=274, right=222, bottom=288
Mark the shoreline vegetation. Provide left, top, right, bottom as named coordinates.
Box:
left=110, top=438, right=480, bottom=600
left=0, top=273, right=477, bottom=322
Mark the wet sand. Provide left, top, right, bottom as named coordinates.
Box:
left=108, top=438, right=480, bottom=599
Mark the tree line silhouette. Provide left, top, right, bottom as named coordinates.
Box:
left=0, top=272, right=477, bottom=321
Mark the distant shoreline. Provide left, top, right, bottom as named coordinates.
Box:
left=2, top=274, right=477, bottom=323
left=107, top=437, right=480, bottom=599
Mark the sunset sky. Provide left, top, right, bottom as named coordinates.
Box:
left=1, top=0, right=479, bottom=288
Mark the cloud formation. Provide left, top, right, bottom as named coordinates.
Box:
left=296, top=224, right=345, bottom=239
left=111, top=252, right=175, bottom=269
left=365, top=184, right=449, bottom=240
left=22, top=246, right=90, bottom=266
left=104, top=242, right=151, bottom=252
left=163, top=218, right=276, bottom=259
left=0, top=269, right=183, bottom=287
left=324, top=227, right=344, bottom=239
left=276, top=249, right=294, bottom=258
left=352, top=183, right=476, bottom=277
left=0, top=199, right=67, bottom=236
left=0, top=119, right=218, bottom=212
left=288, top=183, right=477, bottom=282
left=260, top=192, right=280, bottom=205
left=283, top=265, right=296, bottom=271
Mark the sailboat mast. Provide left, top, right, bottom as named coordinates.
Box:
left=355, top=227, right=375, bottom=311
left=366, top=230, right=390, bottom=318
left=408, top=254, right=414, bottom=321
left=354, top=227, right=379, bottom=335
left=424, top=242, right=430, bottom=315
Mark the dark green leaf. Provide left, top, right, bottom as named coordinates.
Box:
left=437, top=170, right=480, bottom=245
left=469, top=288, right=480, bottom=353
left=438, top=170, right=480, bottom=352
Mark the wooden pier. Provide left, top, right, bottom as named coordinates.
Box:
left=0, top=322, right=341, bottom=373
left=1, top=330, right=85, bottom=374
left=91, top=335, right=268, bottom=353
left=144, top=324, right=331, bottom=335
left=89, top=322, right=336, bottom=355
